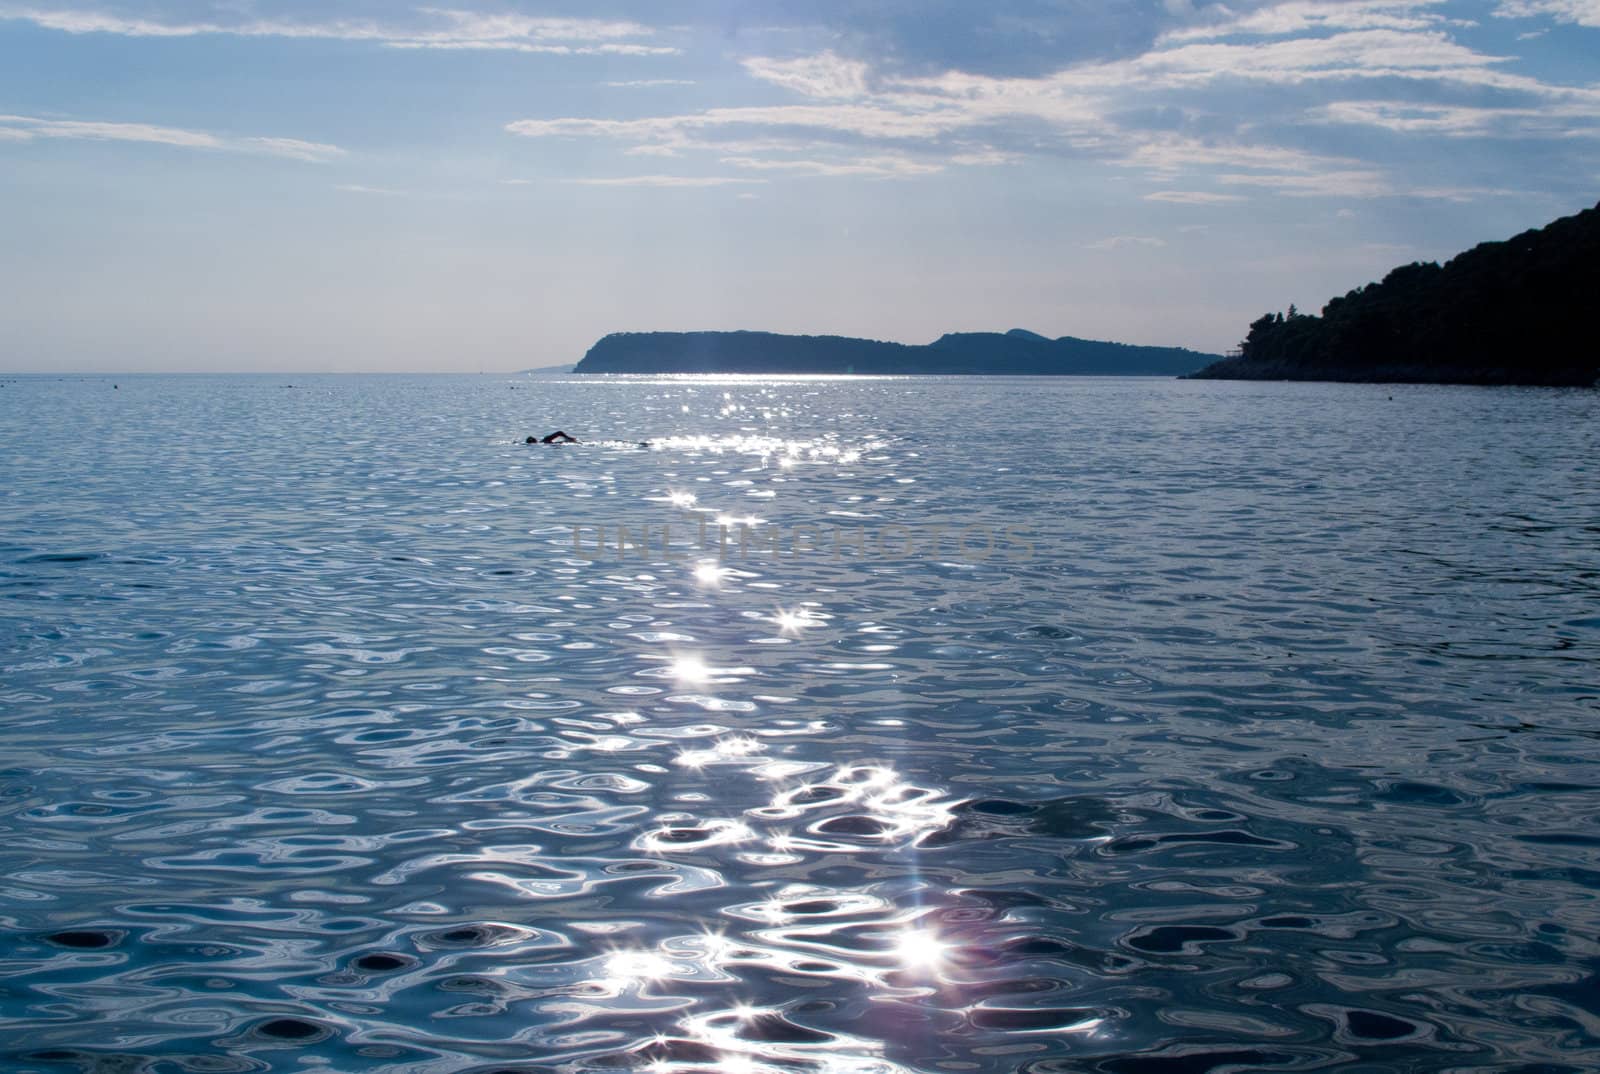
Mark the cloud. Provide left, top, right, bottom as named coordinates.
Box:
left=949, top=149, right=1022, bottom=165
left=720, top=153, right=942, bottom=177
left=1085, top=235, right=1168, bottom=250
left=0, top=5, right=677, bottom=54
left=1404, top=185, right=1525, bottom=201
left=335, top=184, right=402, bottom=195
left=565, top=175, right=768, bottom=187
left=1494, top=1, right=1600, bottom=28
left=1143, top=190, right=1246, bottom=203
left=384, top=40, right=674, bottom=56
left=505, top=2, right=1600, bottom=195
left=721, top=1, right=1194, bottom=79
left=0, top=113, right=220, bottom=149
left=20, top=0, right=1592, bottom=207
left=1312, top=98, right=1600, bottom=137
left=1317, top=100, right=1515, bottom=133
left=506, top=102, right=979, bottom=144
left=742, top=52, right=871, bottom=99
left=1120, top=136, right=1352, bottom=173
left=1121, top=31, right=1520, bottom=94
left=244, top=136, right=347, bottom=162
left=1162, top=1, right=1460, bottom=43
left=0, top=113, right=344, bottom=160
left=1216, top=169, right=1393, bottom=197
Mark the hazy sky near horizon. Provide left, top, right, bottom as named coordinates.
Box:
left=2, top=0, right=1598, bottom=372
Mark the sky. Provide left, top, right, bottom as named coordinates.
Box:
left=1, top=0, right=1597, bottom=372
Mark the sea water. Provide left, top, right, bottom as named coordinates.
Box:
left=1, top=373, right=1597, bottom=1072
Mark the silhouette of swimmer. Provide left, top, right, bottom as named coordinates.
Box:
left=523, top=433, right=653, bottom=448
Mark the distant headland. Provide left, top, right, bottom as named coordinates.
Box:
left=572, top=329, right=1219, bottom=376
left=1192, top=198, right=1600, bottom=387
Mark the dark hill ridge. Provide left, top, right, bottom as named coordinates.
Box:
left=1192, top=199, right=1600, bottom=387
left=574, top=328, right=1217, bottom=375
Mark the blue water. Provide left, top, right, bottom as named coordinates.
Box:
left=1, top=373, right=1597, bottom=1073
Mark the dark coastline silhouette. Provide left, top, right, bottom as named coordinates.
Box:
left=1192, top=199, right=1600, bottom=387
left=573, top=328, right=1217, bottom=376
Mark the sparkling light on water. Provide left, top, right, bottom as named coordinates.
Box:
left=671, top=654, right=710, bottom=683
left=893, top=928, right=949, bottom=974
left=3, top=376, right=1595, bottom=1074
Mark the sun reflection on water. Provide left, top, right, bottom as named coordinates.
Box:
left=893, top=926, right=949, bottom=974
left=603, top=947, right=675, bottom=986
left=645, top=433, right=887, bottom=463
left=670, top=654, right=710, bottom=683
left=597, top=427, right=958, bottom=1070
left=750, top=764, right=957, bottom=849
left=692, top=561, right=727, bottom=587
left=675, top=734, right=765, bottom=769
left=771, top=607, right=816, bottom=635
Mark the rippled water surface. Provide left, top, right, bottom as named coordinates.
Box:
left=2, top=373, right=1598, bottom=1073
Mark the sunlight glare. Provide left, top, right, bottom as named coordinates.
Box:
left=604, top=948, right=674, bottom=983
left=672, top=654, right=710, bottom=683
left=895, top=928, right=949, bottom=974
left=676, top=735, right=762, bottom=768
left=773, top=608, right=813, bottom=635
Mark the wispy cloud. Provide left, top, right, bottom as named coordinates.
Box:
left=1406, top=185, right=1526, bottom=201
left=1085, top=235, right=1168, bottom=250
left=742, top=52, right=871, bottom=99
left=1161, top=1, right=1461, bottom=43
left=0, top=6, right=677, bottom=54
left=506, top=103, right=976, bottom=144
left=720, top=154, right=942, bottom=178
left=335, top=184, right=403, bottom=195
left=949, top=149, right=1022, bottom=166
left=15, top=1, right=1593, bottom=207
left=1310, top=98, right=1600, bottom=137
left=1144, top=190, right=1246, bottom=204
left=1494, top=1, right=1600, bottom=28
left=1216, top=169, right=1393, bottom=197
left=565, top=175, right=767, bottom=188
left=246, top=136, right=348, bottom=162
left=1120, top=137, right=1353, bottom=175
left=506, top=0, right=1600, bottom=198
left=0, top=113, right=344, bottom=160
